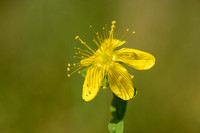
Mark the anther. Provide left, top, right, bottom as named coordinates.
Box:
left=68, top=64, right=71, bottom=67
left=131, top=75, right=134, bottom=79
left=112, top=20, right=116, bottom=25
left=78, top=71, right=81, bottom=74
left=67, top=74, right=70, bottom=77
left=73, top=63, right=76, bottom=66
left=132, top=31, right=136, bottom=34
left=75, top=36, right=79, bottom=40
left=126, top=29, right=129, bottom=31
left=67, top=68, right=70, bottom=71
left=103, top=86, right=107, bottom=89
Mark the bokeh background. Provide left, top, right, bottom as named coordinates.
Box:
left=1, top=0, right=200, bottom=133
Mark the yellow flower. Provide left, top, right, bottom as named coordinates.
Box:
left=68, top=21, right=155, bottom=102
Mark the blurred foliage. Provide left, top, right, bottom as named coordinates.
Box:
left=0, top=0, right=200, bottom=133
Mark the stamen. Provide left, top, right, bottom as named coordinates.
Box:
left=122, top=31, right=136, bottom=40
left=100, top=33, right=104, bottom=42
left=78, top=67, right=89, bottom=74
left=75, top=36, right=95, bottom=54
left=96, top=32, right=102, bottom=44
left=110, top=20, right=116, bottom=38
left=93, top=39, right=100, bottom=48
left=68, top=64, right=71, bottom=67
left=74, top=56, right=86, bottom=59
left=73, top=63, right=77, bottom=66
left=68, top=66, right=84, bottom=77
left=77, top=48, right=93, bottom=55
left=76, top=51, right=90, bottom=57
left=102, top=27, right=106, bottom=39
left=120, top=28, right=130, bottom=40
left=90, top=25, right=103, bottom=44
left=105, top=24, right=108, bottom=38
left=89, top=25, right=97, bottom=34
left=69, top=64, right=81, bottom=70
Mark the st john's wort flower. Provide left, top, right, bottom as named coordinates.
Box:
left=67, top=21, right=155, bottom=101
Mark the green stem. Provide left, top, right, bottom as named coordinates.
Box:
left=108, top=94, right=127, bottom=133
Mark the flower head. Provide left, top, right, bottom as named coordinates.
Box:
left=68, top=21, right=155, bottom=102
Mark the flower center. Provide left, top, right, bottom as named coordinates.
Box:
left=101, top=52, right=111, bottom=63
left=95, top=50, right=113, bottom=65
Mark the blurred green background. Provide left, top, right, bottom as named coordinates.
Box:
left=1, top=0, right=200, bottom=133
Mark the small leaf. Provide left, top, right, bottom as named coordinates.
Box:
left=108, top=120, right=124, bottom=133
left=81, top=69, right=87, bottom=77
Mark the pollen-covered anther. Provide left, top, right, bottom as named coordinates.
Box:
left=78, top=71, right=81, bottom=74
left=112, top=20, right=116, bottom=25
left=73, top=63, right=76, bottom=66
left=67, top=74, right=71, bottom=77
left=68, top=64, right=71, bottom=67
left=131, top=75, right=134, bottom=79
left=75, top=36, right=79, bottom=40
left=126, top=29, right=129, bottom=32
left=132, top=31, right=136, bottom=34
left=67, top=68, right=70, bottom=71
left=103, top=86, right=107, bottom=89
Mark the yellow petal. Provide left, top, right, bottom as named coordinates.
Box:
left=114, top=48, right=155, bottom=70
left=108, top=62, right=134, bottom=100
left=82, top=64, right=104, bottom=101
